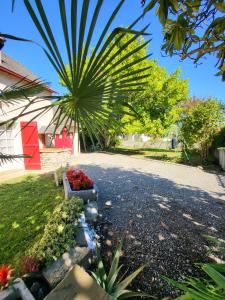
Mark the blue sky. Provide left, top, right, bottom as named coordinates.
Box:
left=1, top=0, right=224, bottom=101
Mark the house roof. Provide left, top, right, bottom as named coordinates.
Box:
left=39, top=125, right=65, bottom=135
left=0, top=52, right=55, bottom=93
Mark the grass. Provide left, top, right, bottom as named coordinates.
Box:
left=0, top=173, right=63, bottom=269
left=109, top=147, right=213, bottom=166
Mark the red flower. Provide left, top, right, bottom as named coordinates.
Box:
left=0, top=265, right=14, bottom=289
left=66, top=168, right=94, bottom=191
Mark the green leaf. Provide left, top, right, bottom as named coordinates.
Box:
left=202, top=264, right=225, bottom=290
left=7, top=0, right=151, bottom=150
left=106, top=242, right=123, bottom=290
left=114, top=265, right=146, bottom=294
left=214, top=3, right=225, bottom=13
left=144, top=0, right=157, bottom=13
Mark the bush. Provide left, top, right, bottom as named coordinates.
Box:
left=210, top=126, right=225, bottom=153
left=19, top=256, right=42, bottom=275
left=180, top=98, right=224, bottom=162
left=56, top=166, right=68, bottom=182
left=29, top=197, right=83, bottom=263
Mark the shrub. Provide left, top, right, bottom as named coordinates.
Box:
left=56, top=166, right=67, bottom=182
left=29, top=197, right=83, bottom=263
left=19, top=256, right=42, bottom=275
left=180, top=98, right=224, bottom=162
left=210, top=126, right=225, bottom=154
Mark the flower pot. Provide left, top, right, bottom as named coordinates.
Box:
left=0, top=278, right=35, bottom=300
left=22, top=272, right=50, bottom=300
left=63, top=173, right=98, bottom=203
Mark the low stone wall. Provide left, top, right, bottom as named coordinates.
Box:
left=40, top=148, right=71, bottom=170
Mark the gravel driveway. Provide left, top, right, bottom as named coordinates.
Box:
left=75, top=152, right=225, bottom=299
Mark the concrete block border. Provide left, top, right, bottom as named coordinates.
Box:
left=0, top=278, right=35, bottom=300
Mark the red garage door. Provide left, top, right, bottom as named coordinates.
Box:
left=20, top=121, right=41, bottom=170
left=55, top=127, right=74, bottom=154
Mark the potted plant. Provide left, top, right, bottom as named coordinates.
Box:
left=63, top=168, right=98, bottom=202
left=19, top=256, right=50, bottom=300
left=0, top=264, right=35, bottom=300
left=54, top=166, right=67, bottom=186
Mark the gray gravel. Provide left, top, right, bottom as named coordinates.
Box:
left=75, top=152, right=225, bottom=299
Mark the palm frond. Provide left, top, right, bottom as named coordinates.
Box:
left=0, top=32, right=34, bottom=43
left=0, top=153, right=30, bottom=166
left=3, top=0, right=151, bottom=148
left=0, top=79, right=46, bottom=106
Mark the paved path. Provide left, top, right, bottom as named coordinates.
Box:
left=76, top=152, right=225, bottom=298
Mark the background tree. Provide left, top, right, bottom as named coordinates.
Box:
left=141, top=0, right=225, bottom=80
left=179, top=98, right=224, bottom=162
left=122, top=67, right=188, bottom=137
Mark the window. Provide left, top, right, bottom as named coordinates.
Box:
left=0, top=125, right=14, bottom=155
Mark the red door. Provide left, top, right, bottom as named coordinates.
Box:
left=55, top=128, right=74, bottom=154
left=20, top=122, right=41, bottom=170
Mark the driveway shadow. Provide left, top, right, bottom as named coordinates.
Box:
left=78, top=163, right=225, bottom=299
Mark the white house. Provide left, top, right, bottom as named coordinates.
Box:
left=0, top=51, right=79, bottom=171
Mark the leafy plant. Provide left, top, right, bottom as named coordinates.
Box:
left=163, top=263, right=225, bottom=300
left=91, top=243, right=153, bottom=299
left=141, top=0, right=225, bottom=80
left=19, top=256, right=42, bottom=276
left=55, top=166, right=67, bottom=184
left=180, top=98, right=224, bottom=162
left=163, top=235, right=225, bottom=299
left=204, top=235, right=225, bottom=253
left=29, top=197, right=83, bottom=263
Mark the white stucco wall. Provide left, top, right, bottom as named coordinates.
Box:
left=0, top=71, right=80, bottom=171
left=0, top=72, right=53, bottom=170
left=73, top=130, right=80, bottom=156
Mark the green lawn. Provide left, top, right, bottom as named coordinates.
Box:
left=110, top=147, right=210, bottom=166
left=0, top=173, right=63, bottom=269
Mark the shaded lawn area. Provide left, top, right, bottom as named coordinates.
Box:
left=0, top=173, right=63, bottom=269
left=110, top=147, right=212, bottom=166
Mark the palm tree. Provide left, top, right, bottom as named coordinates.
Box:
left=1, top=0, right=151, bottom=149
